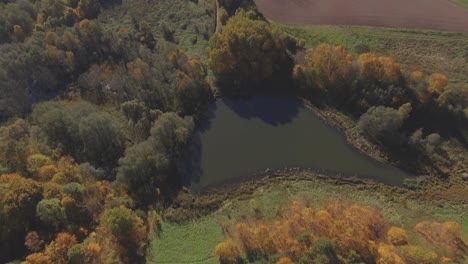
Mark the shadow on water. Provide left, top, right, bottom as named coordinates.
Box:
left=179, top=103, right=219, bottom=186
left=222, top=93, right=301, bottom=126
left=180, top=94, right=301, bottom=186
left=179, top=134, right=203, bottom=186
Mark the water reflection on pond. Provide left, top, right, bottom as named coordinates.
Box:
left=182, top=95, right=410, bottom=191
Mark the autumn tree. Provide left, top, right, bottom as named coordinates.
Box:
left=101, top=206, right=146, bottom=258
left=428, top=73, right=449, bottom=96
left=378, top=56, right=402, bottom=85
left=44, top=232, right=77, bottom=264
left=215, top=240, right=241, bottom=263
left=25, top=231, right=44, bottom=253
left=27, top=154, right=53, bottom=177
left=221, top=201, right=387, bottom=263
left=24, top=252, right=52, bottom=264
left=304, top=43, right=353, bottom=97
left=387, top=227, right=408, bottom=246
left=376, top=244, right=404, bottom=264
left=357, top=53, right=384, bottom=82
left=0, top=174, right=42, bottom=262
left=206, top=10, right=294, bottom=93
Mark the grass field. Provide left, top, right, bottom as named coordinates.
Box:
left=454, top=0, right=468, bottom=8
left=146, top=177, right=468, bottom=263
left=279, top=24, right=468, bottom=85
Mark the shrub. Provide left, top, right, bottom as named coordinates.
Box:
left=387, top=227, right=408, bottom=246
left=357, top=103, right=412, bottom=144
left=215, top=240, right=241, bottom=263
left=399, top=245, right=438, bottom=264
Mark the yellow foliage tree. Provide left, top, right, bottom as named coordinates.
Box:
left=305, top=43, right=353, bottom=90
left=428, top=73, right=448, bottom=96
left=51, top=157, right=82, bottom=184
left=276, top=256, right=294, bottom=264
left=37, top=165, right=58, bottom=181
left=44, top=232, right=77, bottom=264
left=357, top=53, right=384, bottom=81
left=376, top=244, right=404, bottom=264
left=215, top=240, right=241, bottom=263
left=387, top=227, right=408, bottom=246
left=226, top=201, right=386, bottom=262
left=24, top=252, right=52, bottom=264
left=378, top=56, right=401, bottom=84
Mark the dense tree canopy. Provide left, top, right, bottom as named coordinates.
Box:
left=117, top=112, right=194, bottom=205
left=207, top=10, right=294, bottom=93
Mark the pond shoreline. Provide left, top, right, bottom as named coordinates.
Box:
left=302, top=99, right=388, bottom=161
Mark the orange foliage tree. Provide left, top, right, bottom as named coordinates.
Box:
left=214, top=240, right=241, bottom=263
left=305, top=43, right=353, bottom=91
left=387, top=227, right=408, bottom=246
left=221, top=201, right=387, bottom=262
left=427, top=73, right=449, bottom=96
left=357, top=53, right=384, bottom=82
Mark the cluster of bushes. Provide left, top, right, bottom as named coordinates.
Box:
left=290, top=43, right=467, bottom=166
left=215, top=201, right=468, bottom=264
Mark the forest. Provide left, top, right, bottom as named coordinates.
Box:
left=0, top=0, right=467, bottom=263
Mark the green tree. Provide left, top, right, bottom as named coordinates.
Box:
left=117, top=113, right=194, bottom=204
left=31, top=102, right=81, bottom=156
left=101, top=206, right=146, bottom=245
left=36, top=198, right=66, bottom=230
left=78, top=112, right=124, bottom=166
left=358, top=103, right=412, bottom=144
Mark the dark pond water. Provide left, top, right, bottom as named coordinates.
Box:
left=182, top=95, right=410, bottom=191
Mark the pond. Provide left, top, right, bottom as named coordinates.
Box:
left=181, top=95, right=410, bottom=191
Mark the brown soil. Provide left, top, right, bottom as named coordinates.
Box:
left=254, top=0, right=468, bottom=32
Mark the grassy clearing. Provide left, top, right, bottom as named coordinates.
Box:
left=99, top=0, right=215, bottom=57
left=146, top=218, right=224, bottom=264
left=146, top=178, right=468, bottom=263
left=453, top=0, right=468, bottom=8
left=279, top=24, right=468, bottom=85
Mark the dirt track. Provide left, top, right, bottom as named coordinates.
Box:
left=254, top=0, right=468, bottom=32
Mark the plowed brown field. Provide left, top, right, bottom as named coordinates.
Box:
left=254, top=0, right=468, bottom=32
